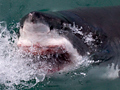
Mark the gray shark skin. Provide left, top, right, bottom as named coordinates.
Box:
left=18, top=6, right=120, bottom=72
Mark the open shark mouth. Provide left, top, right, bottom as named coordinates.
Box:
left=17, top=11, right=82, bottom=74
left=17, top=43, right=73, bottom=74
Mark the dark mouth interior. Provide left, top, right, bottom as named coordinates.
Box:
left=33, top=50, right=71, bottom=66
left=21, top=45, right=72, bottom=72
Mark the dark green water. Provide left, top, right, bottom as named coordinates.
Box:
left=0, top=0, right=120, bottom=90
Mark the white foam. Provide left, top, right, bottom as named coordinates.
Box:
left=66, top=22, right=96, bottom=46
left=101, top=63, right=119, bottom=79
left=0, top=21, right=94, bottom=89
left=0, top=21, right=48, bottom=89
left=87, top=63, right=120, bottom=80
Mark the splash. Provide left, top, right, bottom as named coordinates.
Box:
left=101, top=63, right=119, bottom=79
left=0, top=21, right=92, bottom=89
left=0, top=21, right=47, bottom=89
left=63, top=22, right=96, bottom=46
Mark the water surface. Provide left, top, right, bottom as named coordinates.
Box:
left=0, top=0, right=120, bottom=90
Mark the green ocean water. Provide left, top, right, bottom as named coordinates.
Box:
left=0, top=0, right=120, bottom=90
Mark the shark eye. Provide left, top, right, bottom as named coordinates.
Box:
left=50, top=26, right=53, bottom=30
left=20, top=25, right=23, bottom=28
